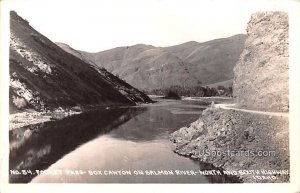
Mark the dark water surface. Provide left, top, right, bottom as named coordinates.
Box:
left=9, top=99, right=240, bottom=183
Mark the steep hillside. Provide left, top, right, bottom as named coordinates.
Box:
left=55, top=42, right=96, bottom=66
left=233, top=12, right=289, bottom=112
left=9, top=11, right=151, bottom=113
left=58, top=35, right=246, bottom=92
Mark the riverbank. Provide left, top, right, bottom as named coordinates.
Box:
left=170, top=107, right=289, bottom=183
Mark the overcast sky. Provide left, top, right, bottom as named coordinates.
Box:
left=6, top=0, right=290, bottom=52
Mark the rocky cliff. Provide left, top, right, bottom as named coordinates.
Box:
left=233, top=12, right=289, bottom=112
left=9, top=11, right=152, bottom=113
left=170, top=12, right=289, bottom=183
left=57, top=35, right=246, bottom=92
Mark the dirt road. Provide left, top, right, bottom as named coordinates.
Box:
left=214, top=103, right=289, bottom=118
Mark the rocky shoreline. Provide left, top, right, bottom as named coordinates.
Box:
left=9, top=107, right=81, bottom=130
left=170, top=106, right=289, bottom=183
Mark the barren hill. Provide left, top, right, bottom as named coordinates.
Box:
left=58, top=35, right=246, bottom=92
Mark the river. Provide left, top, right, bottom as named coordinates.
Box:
left=9, top=98, right=240, bottom=183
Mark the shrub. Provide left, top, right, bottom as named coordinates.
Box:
left=13, top=96, right=27, bottom=109
left=164, top=90, right=181, bottom=100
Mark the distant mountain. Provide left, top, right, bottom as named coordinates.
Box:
left=58, top=35, right=246, bottom=92
left=9, top=11, right=151, bottom=113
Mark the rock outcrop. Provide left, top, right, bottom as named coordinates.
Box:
left=233, top=12, right=289, bottom=112
left=9, top=11, right=151, bottom=113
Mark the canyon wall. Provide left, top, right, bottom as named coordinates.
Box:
left=233, top=12, right=289, bottom=112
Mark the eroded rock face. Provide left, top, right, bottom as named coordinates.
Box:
left=233, top=12, right=289, bottom=112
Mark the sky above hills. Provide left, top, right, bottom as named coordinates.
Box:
left=6, top=0, right=291, bottom=52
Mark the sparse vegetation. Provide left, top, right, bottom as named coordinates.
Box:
left=146, top=85, right=232, bottom=97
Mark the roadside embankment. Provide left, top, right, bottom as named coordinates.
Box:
left=170, top=107, right=289, bottom=182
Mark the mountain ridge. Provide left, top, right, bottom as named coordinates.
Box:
left=57, top=34, right=246, bottom=92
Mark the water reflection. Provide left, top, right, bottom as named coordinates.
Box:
left=9, top=107, right=145, bottom=183
left=10, top=100, right=241, bottom=183
left=31, top=137, right=210, bottom=183
left=109, top=106, right=200, bottom=141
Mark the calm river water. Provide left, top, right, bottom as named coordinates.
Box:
left=9, top=99, right=240, bottom=183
